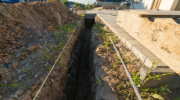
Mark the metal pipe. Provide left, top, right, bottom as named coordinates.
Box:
left=109, top=37, right=142, bottom=100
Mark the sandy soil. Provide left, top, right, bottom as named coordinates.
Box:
left=117, top=10, right=180, bottom=74
left=93, top=7, right=103, bottom=10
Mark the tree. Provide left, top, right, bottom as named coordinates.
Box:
left=74, top=2, right=80, bottom=8
left=63, top=1, right=70, bottom=6
left=81, top=4, right=85, bottom=8
left=90, top=5, right=94, bottom=9
left=85, top=5, right=88, bottom=10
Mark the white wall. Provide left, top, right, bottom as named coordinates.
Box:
left=130, top=0, right=154, bottom=9
left=159, top=0, right=175, bottom=10
left=131, top=0, right=176, bottom=10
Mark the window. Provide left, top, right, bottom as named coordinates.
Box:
left=133, top=0, right=139, bottom=3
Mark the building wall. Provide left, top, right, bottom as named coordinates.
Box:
left=96, top=1, right=113, bottom=5
left=130, top=0, right=154, bottom=9
left=158, top=0, right=175, bottom=10
left=130, top=0, right=179, bottom=10
left=113, top=2, right=121, bottom=5
left=70, top=4, right=74, bottom=7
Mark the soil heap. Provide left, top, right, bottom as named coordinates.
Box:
left=0, top=1, right=80, bottom=100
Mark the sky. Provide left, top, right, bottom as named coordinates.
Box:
left=69, top=0, right=96, bottom=4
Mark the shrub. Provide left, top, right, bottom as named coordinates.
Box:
left=74, top=2, right=80, bottom=8
left=63, top=1, right=70, bottom=6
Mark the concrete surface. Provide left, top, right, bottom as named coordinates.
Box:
left=86, top=10, right=180, bottom=88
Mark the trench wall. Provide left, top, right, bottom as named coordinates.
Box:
left=35, top=19, right=84, bottom=100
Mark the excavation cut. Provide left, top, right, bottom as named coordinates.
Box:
left=0, top=1, right=84, bottom=100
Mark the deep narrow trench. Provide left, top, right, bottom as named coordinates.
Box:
left=61, top=19, right=95, bottom=100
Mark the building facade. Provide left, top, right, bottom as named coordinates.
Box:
left=96, top=0, right=126, bottom=5
left=131, top=0, right=180, bottom=10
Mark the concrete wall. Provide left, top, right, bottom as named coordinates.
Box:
left=158, top=0, right=175, bottom=10
left=131, top=0, right=179, bottom=10
left=130, top=0, right=154, bottom=9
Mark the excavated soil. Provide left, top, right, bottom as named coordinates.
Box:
left=0, top=1, right=83, bottom=100
left=117, top=10, right=180, bottom=74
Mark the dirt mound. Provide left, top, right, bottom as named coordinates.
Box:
left=0, top=1, right=79, bottom=50
left=117, top=10, right=180, bottom=74
left=0, top=1, right=81, bottom=100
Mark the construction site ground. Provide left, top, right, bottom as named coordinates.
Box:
left=0, top=1, right=180, bottom=100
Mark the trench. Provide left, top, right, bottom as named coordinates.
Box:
left=61, top=18, right=95, bottom=100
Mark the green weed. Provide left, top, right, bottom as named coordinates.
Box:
left=131, top=60, right=135, bottom=65
left=95, top=76, right=101, bottom=84
left=28, top=75, right=31, bottom=80
left=30, top=86, right=33, bottom=90
left=0, top=83, right=4, bottom=87
left=142, top=61, right=173, bottom=85
left=45, top=54, right=51, bottom=59
left=132, top=72, right=141, bottom=87
left=112, top=37, right=118, bottom=44
left=53, top=30, right=58, bottom=40
left=46, top=62, right=52, bottom=70
left=175, top=97, right=180, bottom=100
left=81, top=13, right=85, bottom=17
left=60, top=62, right=69, bottom=69
left=11, top=81, right=19, bottom=87
left=23, top=68, right=31, bottom=74
left=122, top=55, right=127, bottom=63
left=117, top=83, right=123, bottom=89
left=131, top=61, right=173, bottom=99
left=117, top=61, right=122, bottom=64
left=111, top=65, right=117, bottom=69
